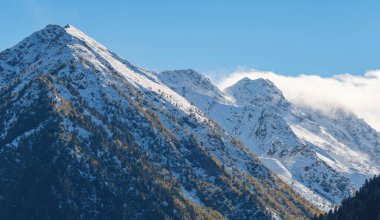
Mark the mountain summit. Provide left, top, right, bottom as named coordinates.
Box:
left=159, top=71, right=380, bottom=211
left=224, top=77, right=286, bottom=107
left=0, top=25, right=318, bottom=219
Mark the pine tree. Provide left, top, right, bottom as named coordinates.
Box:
left=318, top=175, right=380, bottom=220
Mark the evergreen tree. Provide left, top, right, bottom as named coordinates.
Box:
left=317, top=175, right=380, bottom=220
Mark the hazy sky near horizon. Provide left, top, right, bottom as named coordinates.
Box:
left=1, top=0, right=380, bottom=77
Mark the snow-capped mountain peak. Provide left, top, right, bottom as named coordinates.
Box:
left=1, top=25, right=319, bottom=219
left=3, top=24, right=380, bottom=218
left=160, top=71, right=380, bottom=210
left=224, top=77, right=286, bottom=107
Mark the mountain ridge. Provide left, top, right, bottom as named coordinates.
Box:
left=158, top=69, right=380, bottom=210
left=0, top=24, right=319, bottom=219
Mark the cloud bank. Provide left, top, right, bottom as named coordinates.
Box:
left=214, top=70, right=380, bottom=131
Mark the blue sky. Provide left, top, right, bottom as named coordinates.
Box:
left=1, top=0, right=380, bottom=77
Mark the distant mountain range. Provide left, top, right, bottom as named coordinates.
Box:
left=0, top=24, right=379, bottom=219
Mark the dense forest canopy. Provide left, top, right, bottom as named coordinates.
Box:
left=316, top=175, right=380, bottom=220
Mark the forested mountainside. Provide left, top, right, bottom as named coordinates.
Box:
left=159, top=69, right=380, bottom=210
left=316, top=175, right=380, bottom=220
left=0, top=24, right=319, bottom=219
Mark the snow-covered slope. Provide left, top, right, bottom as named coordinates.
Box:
left=158, top=70, right=380, bottom=211
left=0, top=25, right=318, bottom=219
left=286, top=107, right=380, bottom=188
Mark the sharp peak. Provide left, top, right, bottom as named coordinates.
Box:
left=34, top=24, right=65, bottom=36
left=42, top=23, right=79, bottom=31
left=0, top=24, right=97, bottom=58
left=236, top=77, right=275, bottom=87
left=0, top=24, right=65, bottom=54
left=33, top=24, right=89, bottom=41
left=38, top=24, right=78, bottom=33
left=63, top=24, right=87, bottom=35
left=12, top=23, right=106, bottom=54
left=226, top=77, right=278, bottom=92
left=229, top=77, right=280, bottom=92
left=64, top=24, right=75, bottom=29
left=225, top=77, right=285, bottom=105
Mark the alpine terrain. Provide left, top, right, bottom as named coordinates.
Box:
left=0, top=25, right=322, bottom=219
left=158, top=70, right=380, bottom=211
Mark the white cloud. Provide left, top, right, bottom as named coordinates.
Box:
left=214, top=69, right=380, bottom=131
